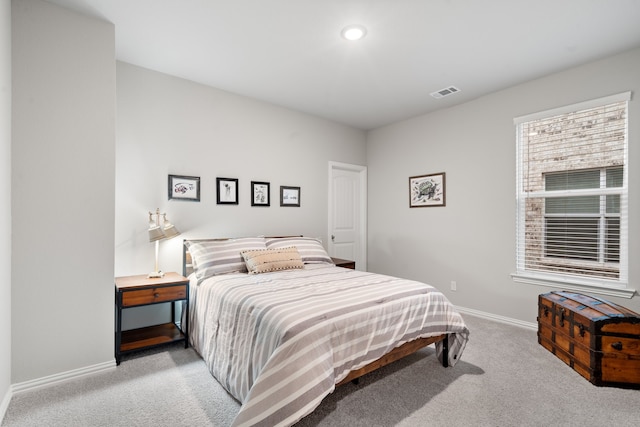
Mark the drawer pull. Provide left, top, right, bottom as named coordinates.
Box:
left=154, top=292, right=160, bottom=298
left=611, top=342, right=623, bottom=351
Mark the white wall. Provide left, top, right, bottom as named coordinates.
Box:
left=1, top=0, right=11, bottom=420
left=115, top=62, right=366, bottom=327
left=367, top=48, right=640, bottom=323
left=11, top=0, right=115, bottom=383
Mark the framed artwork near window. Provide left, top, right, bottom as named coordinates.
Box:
left=409, top=172, right=445, bottom=207
left=216, top=177, right=239, bottom=205
left=168, top=174, right=200, bottom=202
left=251, top=181, right=270, bottom=206
left=280, top=186, right=300, bottom=207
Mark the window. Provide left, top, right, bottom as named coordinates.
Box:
left=513, top=92, right=632, bottom=298
left=544, top=167, right=621, bottom=265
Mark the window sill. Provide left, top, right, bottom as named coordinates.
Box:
left=511, top=272, right=636, bottom=299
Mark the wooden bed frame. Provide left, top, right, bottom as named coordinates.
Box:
left=337, top=334, right=448, bottom=386
left=182, top=238, right=450, bottom=386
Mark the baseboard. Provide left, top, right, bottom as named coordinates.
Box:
left=0, top=385, right=11, bottom=425
left=11, top=360, right=116, bottom=395
left=455, top=305, right=538, bottom=331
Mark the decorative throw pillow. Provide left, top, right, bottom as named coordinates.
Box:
left=241, top=247, right=304, bottom=275
left=185, top=237, right=267, bottom=280
left=265, top=237, right=334, bottom=264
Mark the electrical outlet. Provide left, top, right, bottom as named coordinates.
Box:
left=451, top=281, right=457, bottom=291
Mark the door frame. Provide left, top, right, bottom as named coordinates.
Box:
left=328, top=161, right=367, bottom=270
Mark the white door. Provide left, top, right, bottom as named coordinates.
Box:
left=328, top=162, right=367, bottom=270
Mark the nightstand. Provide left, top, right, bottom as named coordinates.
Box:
left=331, top=257, right=355, bottom=269
left=115, top=272, right=189, bottom=365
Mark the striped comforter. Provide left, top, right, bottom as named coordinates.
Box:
left=189, top=264, right=469, bottom=427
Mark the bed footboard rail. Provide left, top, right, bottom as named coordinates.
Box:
left=337, top=333, right=448, bottom=386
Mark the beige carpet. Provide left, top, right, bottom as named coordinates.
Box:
left=3, top=314, right=639, bottom=426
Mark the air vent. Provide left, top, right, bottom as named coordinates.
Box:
left=430, top=86, right=461, bottom=99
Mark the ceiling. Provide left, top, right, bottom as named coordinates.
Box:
left=44, top=0, right=640, bottom=130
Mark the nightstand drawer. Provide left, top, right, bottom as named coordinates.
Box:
left=121, top=284, right=187, bottom=307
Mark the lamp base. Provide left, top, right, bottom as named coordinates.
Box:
left=147, top=271, right=164, bottom=278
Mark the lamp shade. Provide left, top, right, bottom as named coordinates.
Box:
left=148, top=226, right=165, bottom=242
left=162, top=222, right=180, bottom=239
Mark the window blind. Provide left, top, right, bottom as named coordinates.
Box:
left=515, top=93, right=629, bottom=286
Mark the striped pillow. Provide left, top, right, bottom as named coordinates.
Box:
left=185, top=237, right=267, bottom=280
left=265, top=237, right=334, bottom=264
left=241, top=247, right=304, bottom=275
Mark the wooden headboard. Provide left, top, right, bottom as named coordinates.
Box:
left=182, top=236, right=303, bottom=277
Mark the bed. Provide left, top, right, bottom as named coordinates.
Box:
left=183, top=236, right=469, bottom=427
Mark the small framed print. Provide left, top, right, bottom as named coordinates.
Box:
left=409, top=172, right=446, bottom=207
left=216, top=177, right=239, bottom=205
left=280, top=186, right=300, bottom=207
left=168, top=174, right=200, bottom=202
left=251, top=181, right=270, bottom=206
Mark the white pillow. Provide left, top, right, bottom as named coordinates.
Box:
left=265, top=237, right=334, bottom=264
left=185, top=237, right=267, bottom=280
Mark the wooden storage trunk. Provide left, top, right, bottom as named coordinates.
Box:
left=537, top=291, right=640, bottom=389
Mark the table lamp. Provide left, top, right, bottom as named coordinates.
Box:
left=148, top=208, right=180, bottom=278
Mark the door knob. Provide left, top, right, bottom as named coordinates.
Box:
left=331, top=235, right=335, bottom=241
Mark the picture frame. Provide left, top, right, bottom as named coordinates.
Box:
left=409, top=172, right=446, bottom=207
left=168, top=174, right=200, bottom=202
left=251, top=181, right=270, bottom=206
left=280, top=186, right=300, bottom=207
left=216, top=177, right=239, bottom=205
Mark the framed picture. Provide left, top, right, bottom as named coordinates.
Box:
left=216, top=177, right=239, bottom=205
left=168, top=174, right=200, bottom=202
left=280, top=186, right=300, bottom=207
left=409, top=172, right=446, bottom=207
left=251, top=181, right=270, bottom=206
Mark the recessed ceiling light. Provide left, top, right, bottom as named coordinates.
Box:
left=341, top=25, right=367, bottom=41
